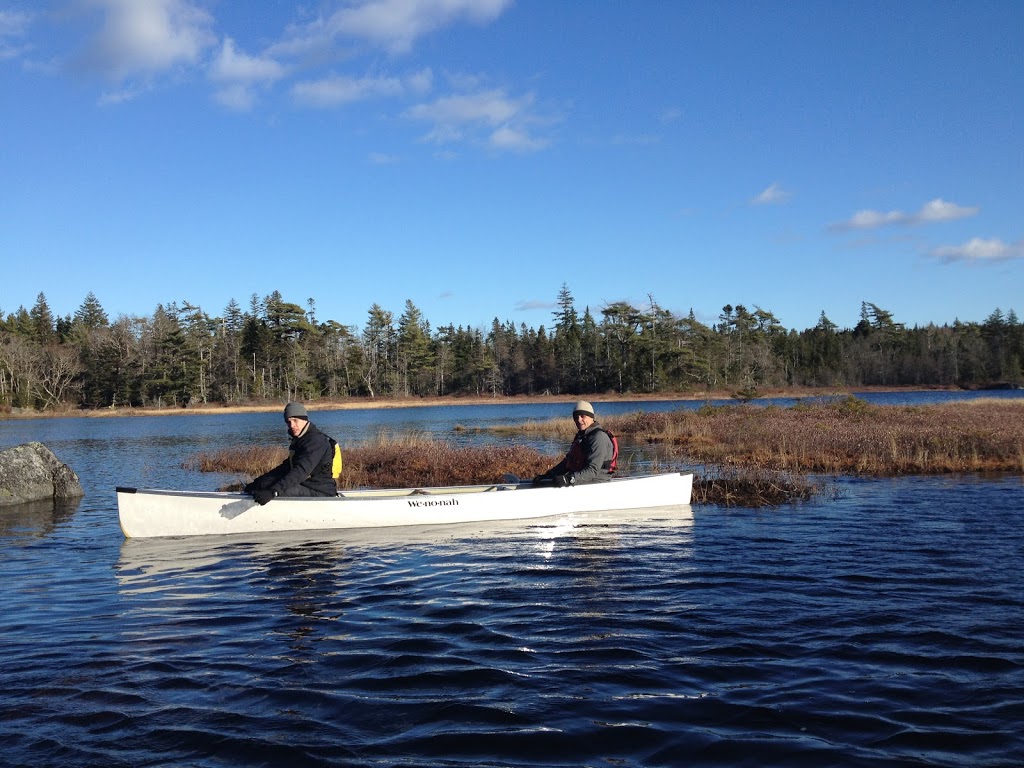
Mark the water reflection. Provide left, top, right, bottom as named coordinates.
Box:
left=116, top=505, right=695, bottom=588
left=0, top=496, right=82, bottom=542
left=114, top=506, right=694, bottom=668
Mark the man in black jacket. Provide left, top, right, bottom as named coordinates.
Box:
left=245, top=402, right=337, bottom=504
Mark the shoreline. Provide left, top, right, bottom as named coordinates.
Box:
left=0, top=385, right=968, bottom=420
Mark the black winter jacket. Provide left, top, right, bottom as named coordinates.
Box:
left=250, top=422, right=337, bottom=497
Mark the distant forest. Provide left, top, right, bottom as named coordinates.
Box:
left=1, top=284, right=1021, bottom=411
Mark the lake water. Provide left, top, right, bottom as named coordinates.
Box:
left=2, top=392, right=1023, bottom=767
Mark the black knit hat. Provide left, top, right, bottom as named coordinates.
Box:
left=283, top=402, right=308, bottom=420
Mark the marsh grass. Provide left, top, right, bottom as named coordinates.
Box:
left=503, top=399, right=1024, bottom=479
left=188, top=432, right=553, bottom=492
left=485, top=396, right=1024, bottom=505
left=185, top=398, right=1022, bottom=508
left=515, top=397, right=1024, bottom=475
left=184, top=445, right=286, bottom=477
left=691, top=466, right=821, bottom=507
left=188, top=432, right=810, bottom=507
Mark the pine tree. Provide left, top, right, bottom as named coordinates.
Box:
left=73, top=292, right=109, bottom=329
left=29, top=292, right=56, bottom=345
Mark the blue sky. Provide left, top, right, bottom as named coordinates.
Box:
left=2, top=0, right=1021, bottom=334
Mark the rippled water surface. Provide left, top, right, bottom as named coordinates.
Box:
left=2, top=394, right=1023, bottom=767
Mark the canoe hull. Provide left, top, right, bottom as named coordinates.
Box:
left=116, top=473, right=693, bottom=538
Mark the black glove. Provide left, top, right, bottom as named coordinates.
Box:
left=243, top=482, right=256, bottom=494
left=553, top=474, right=573, bottom=487
left=532, top=474, right=551, bottom=486
left=252, top=489, right=277, bottom=506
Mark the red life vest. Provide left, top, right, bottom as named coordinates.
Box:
left=564, top=428, right=619, bottom=474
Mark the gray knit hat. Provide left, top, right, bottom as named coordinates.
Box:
left=572, top=400, right=595, bottom=417
left=283, top=402, right=308, bottom=420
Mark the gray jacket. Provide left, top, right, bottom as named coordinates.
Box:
left=546, top=422, right=614, bottom=484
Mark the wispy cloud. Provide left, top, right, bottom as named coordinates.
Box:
left=0, top=9, right=31, bottom=60
left=324, top=0, right=511, bottom=54
left=930, top=237, right=1024, bottom=264
left=405, top=88, right=550, bottom=151
left=0, top=10, right=30, bottom=35
left=208, top=38, right=285, bottom=110
left=610, top=133, right=659, bottom=146
left=98, top=82, right=151, bottom=105
left=272, top=0, right=512, bottom=58
left=292, top=72, right=404, bottom=107
left=751, top=182, right=790, bottom=205
left=14, top=0, right=535, bottom=153
left=515, top=299, right=555, bottom=311
left=490, top=125, right=548, bottom=152
left=660, top=107, right=683, bottom=124
left=830, top=198, right=979, bottom=231
left=76, top=0, right=216, bottom=82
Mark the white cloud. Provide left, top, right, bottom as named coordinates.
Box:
left=831, top=198, right=979, bottom=231
left=0, top=10, right=30, bottom=35
left=661, top=107, right=683, bottom=124
left=99, top=83, right=150, bottom=105
left=0, top=10, right=31, bottom=60
left=406, top=67, right=434, bottom=94
left=292, top=72, right=403, bottom=107
left=272, top=0, right=512, bottom=59
left=326, top=0, right=512, bottom=54
left=369, top=152, right=400, bottom=164
left=405, top=88, right=549, bottom=151
left=752, top=183, right=790, bottom=205
left=406, top=89, right=522, bottom=125
left=208, top=38, right=284, bottom=110
left=836, top=209, right=906, bottom=230
left=209, top=38, right=283, bottom=84
left=515, top=300, right=556, bottom=311
left=490, top=125, right=548, bottom=152
left=917, top=198, right=979, bottom=222
left=212, top=82, right=256, bottom=110
left=610, top=133, right=659, bottom=146
left=930, top=237, right=1024, bottom=264
left=78, top=0, right=216, bottom=81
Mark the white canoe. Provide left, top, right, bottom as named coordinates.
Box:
left=116, top=472, right=693, bottom=539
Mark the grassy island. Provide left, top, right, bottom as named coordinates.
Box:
left=189, top=397, right=1023, bottom=508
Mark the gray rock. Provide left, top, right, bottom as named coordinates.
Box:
left=0, top=442, right=85, bottom=507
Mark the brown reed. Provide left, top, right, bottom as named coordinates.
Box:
left=186, top=398, right=1022, bottom=508
left=187, top=432, right=821, bottom=507
left=187, top=434, right=554, bottom=491
left=692, top=466, right=820, bottom=507
left=548, top=396, right=1024, bottom=475
left=183, top=444, right=288, bottom=477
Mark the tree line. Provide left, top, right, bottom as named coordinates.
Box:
left=1, top=285, right=1021, bottom=412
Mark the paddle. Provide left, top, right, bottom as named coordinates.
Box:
left=504, top=473, right=553, bottom=487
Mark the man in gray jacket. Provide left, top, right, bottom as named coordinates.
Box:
left=533, top=400, right=616, bottom=486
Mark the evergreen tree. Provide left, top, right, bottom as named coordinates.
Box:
left=397, top=300, right=434, bottom=396
left=74, top=292, right=109, bottom=329
left=552, top=283, right=582, bottom=392
left=362, top=304, right=395, bottom=398
left=29, top=293, right=56, bottom=345
left=142, top=305, right=192, bottom=406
